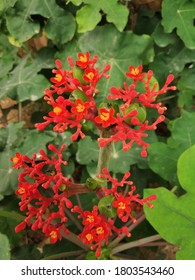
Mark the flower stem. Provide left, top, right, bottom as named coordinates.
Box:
left=95, top=130, right=112, bottom=199
left=111, top=234, right=162, bottom=255
left=109, top=212, right=145, bottom=247
left=61, top=231, right=89, bottom=251
left=96, top=129, right=112, bottom=176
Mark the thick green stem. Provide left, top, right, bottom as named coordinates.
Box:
left=95, top=130, right=112, bottom=199
left=96, top=129, right=112, bottom=176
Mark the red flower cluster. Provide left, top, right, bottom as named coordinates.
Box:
left=11, top=144, right=77, bottom=243
left=35, top=52, right=110, bottom=141
left=99, top=168, right=157, bottom=223
left=72, top=205, right=130, bottom=258
left=11, top=52, right=176, bottom=258
left=97, top=67, right=176, bottom=157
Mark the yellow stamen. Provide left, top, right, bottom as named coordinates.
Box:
left=12, top=157, right=19, bottom=164
left=55, top=73, right=62, bottom=82
left=80, top=55, right=87, bottom=63
left=53, top=107, right=62, bottom=115
left=76, top=103, right=85, bottom=113
left=18, top=187, right=25, bottom=194
left=50, top=230, right=57, bottom=239
left=100, top=112, right=109, bottom=121
left=85, top=233, right=93, bottom=241
left=86, top=215, right=94, bottom=223
left=130, top=67, right=139, bottom=75
left=86, top=72, right=94, bottom=80
left=96, top=227, right=104, bottom=235
left=118, top=202, right=126, bottom=210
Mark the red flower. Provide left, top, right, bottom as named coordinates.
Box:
left=95, top=107, right=117, bottom=128
left=83, top=68, right=98, bottom=83
left=126, top=65, right=144, bottom=81
left=11, top=152, right=26, bottom=169
left=112, top=194, right=132, bottom=222
left=71, top=99, right=90, bottom=120
left=76, top=52, right=91, bottom=69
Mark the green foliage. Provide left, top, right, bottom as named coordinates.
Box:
left=72, top=0, right=129, bottom=33
left=144, top=144, right=195, bottom=259
left=148, top=110, right=195, bottom=185
left=162, top=0, right=195, bottom=49
left=0, top=233, right=11, bottom=260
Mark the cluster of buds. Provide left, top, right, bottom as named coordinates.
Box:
left=11, top=52, right=176, bottom=258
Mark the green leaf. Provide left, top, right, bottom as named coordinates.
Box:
left=79, top=24, right=154, bottom=106
left=0, top=233, right=10, bottom=260
left=144, top=144, right=195, bottom=259
left=76, top=0, right=129, bottom=33
left=177, top=66, right=195, bottom=110
left=148, top=110, right=195, bottom=184
left=177, top=144, right=195, bottom=194
left=5, top=0, right=76, bottom=43
left=148, top=143, right=180, bottom=184
left=0, top=54, right=51, bottom=101
left=0, top=0, right=17, bottom=12
left=6, top=1, right=40, bottom=42
left=150, top=37, right=195, bottom=83
left=162, top=0, right=195, bottom=49
left=109, top=142, right=148, bottom=174
left=76, top=136, right=99, bottom=165
left=68, top=0, right=83, bottom=5
left=152, top=23, right=178, bottom=48
left=0, top=35, right=18, bottom=78
left=45, top=10, right=76, bottom=45
left=76, top=5, right=101, bottom=33
left=16, top=130, right=54, bottom=156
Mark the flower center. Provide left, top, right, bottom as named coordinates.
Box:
left=85, top=233, right=93, bottom=241
left=50, top=230, right=57, bottom=239
left=118, top=202, right=126, bottom=210
left=86, top=72, right=94, bottom=80
left=53, top=107, right=62, bottom=115
left=12, top=157, right=19, bottom=164
left=76, top=103, right=85, bottom=113
left=96, top=226, right=104, bottom=235
left=55, top=73, right=62, bottom=82
left=80, top=55, right=87, bottom=63
left=131, top=68, right=139, bottom=75
left=18, top=187, right=25, bottom=194
left=100, top=112, right=109, bottom=121
left=86, top=215, right=94, bottom=223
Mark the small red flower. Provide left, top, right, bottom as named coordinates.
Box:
left=71, top=99, right=90, bottom=120
left=112, top=194, right=132, bottom=222
left=11, top=152, right=24, bottom=169
left=95, top=107, right=117, bottom=128
left=76, top=52, right=91, bottom=69
left=126, top=65, right=144, bottom=80
left=83, top=68, right=98, bottom=83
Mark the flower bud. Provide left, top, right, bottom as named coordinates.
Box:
left=70, top=89, right=88, bottom=102
left=98, top=195, right=117, bottom=218
left=124, top=103, right=146, bottom=124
